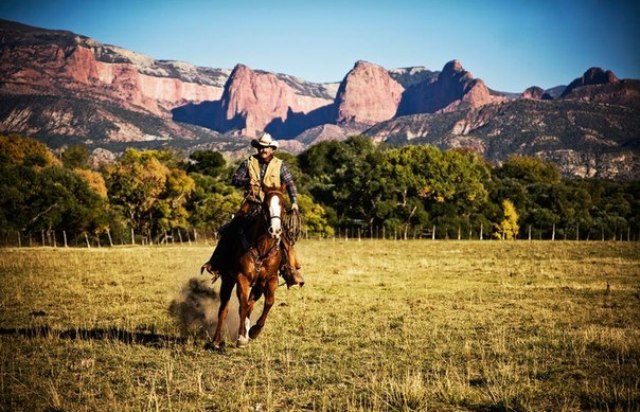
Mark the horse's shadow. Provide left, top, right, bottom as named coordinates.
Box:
left=0, top=326, right=186, bottom=349
left=0, top=278, right=239, bottom=350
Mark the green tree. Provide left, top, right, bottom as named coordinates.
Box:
left=0, top=136, right=106, bottom=238
left=297, top=193, right=334, bottom=237
left=185, top=150, right=226, bottom=177
left=187, top=173, right=242, bottom=235
left=61, top=145, right=91, bottom=169
left=105, top=149, right=195, bottom=241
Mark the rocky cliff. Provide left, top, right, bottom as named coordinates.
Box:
left=214, top=64, right=333, bottom=137
left=397, top=60, right=508, bottom=115
left=0, top=20, right=228, bottom=117
left=334, top=61, right=405, bottom=125
left=561, top=67, right=619, bottom=97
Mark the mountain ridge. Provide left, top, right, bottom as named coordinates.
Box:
left=1, top=18, right=639, bottom=179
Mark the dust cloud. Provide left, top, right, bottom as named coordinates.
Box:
left=168, top=278, right=240, bottom=341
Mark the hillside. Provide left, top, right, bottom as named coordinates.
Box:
left=365, top=99, right=640, bottom=179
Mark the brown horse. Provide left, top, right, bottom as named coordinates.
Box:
left=204, top=187, right=287, bottom=348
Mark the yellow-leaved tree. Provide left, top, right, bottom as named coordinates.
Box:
left=497, top=199, right=519, bottom=240
left=104, top=149, right=195, bottom=242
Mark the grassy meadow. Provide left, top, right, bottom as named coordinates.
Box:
left=1, top=240, right=639, bottom=411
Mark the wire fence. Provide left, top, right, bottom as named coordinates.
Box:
left=1, top=223, right=638, bottom=248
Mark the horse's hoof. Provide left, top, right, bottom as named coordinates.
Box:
left=200, top=263, right=211, bottom=275
left=249, top=325, right=263, bottom=339
left=204, top=341, right=225, bottom=352
left=236, top=335, right=249, bottom=348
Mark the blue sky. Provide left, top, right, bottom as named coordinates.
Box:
left=1, top=0, right=638, bottom=92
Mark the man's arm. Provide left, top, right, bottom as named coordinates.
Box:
left=280, top=163, right=298, bottom=207
left=231, top=160, right=249, bottom=188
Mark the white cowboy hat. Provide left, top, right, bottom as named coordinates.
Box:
left=251, top=132, right=279, bottom=149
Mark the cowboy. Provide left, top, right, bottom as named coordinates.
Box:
left=203, top=132, right=304, bottom=287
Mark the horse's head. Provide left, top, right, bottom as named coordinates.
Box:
left=262, top=188, right=285, bottom=239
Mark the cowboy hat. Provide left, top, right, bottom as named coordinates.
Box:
left=251, top=132, right=279, bottom=149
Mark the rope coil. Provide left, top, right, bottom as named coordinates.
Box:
left=283, top=210, right=304, bottom=244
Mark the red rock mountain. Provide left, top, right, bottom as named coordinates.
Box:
left=0, top=20, right=227, bottom=117
left=334, top=61, right=404, bottom=125
left=2, top=19, right=639, bottom=179
left=215, top=64, right=333, bottom=137
left=561, top=67, right=619, bottom=98
left=397, top=60, right=507, bottom=115
left=557, top=67, right=640, bottom=109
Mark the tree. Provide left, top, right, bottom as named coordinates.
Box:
left=0, top=136, right=106, bottom=237
left=185, top=150, right=226, bottom=177
left=498, top=199, right=519, bottom=240
left=496, top=155, right=561, bottom=184
left=105, top=149, right=195, bottom=241
left=61, top=145, right=90, bottom=169
left=297, top=194, right=334, bottom=237
left=187, top=173, right=242, bottom=235
left=0, top=134, right=60, bottom=168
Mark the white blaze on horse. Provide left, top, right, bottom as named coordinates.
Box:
left=267, top=193, right=283, bottom=239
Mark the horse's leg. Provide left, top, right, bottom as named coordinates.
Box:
left=235, top=275, right=252, bottom=347
left=246, top=284, right=264, bottom=324
left=249, top=276, right=277, bottom=339
left=211, top=276, right=234, bottom=349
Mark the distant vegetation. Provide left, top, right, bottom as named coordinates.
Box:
left=1, top=134, right=639, bottom=245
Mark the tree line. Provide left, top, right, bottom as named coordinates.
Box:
left=1, top=134, right=639, bottom=246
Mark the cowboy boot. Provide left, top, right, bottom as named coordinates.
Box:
left=281, top=246, right=304, bottom=288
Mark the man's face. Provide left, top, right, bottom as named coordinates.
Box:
left=258, top=146, right=273, bottom=160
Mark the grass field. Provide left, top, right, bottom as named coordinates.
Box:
left=1, top=240, right=639, bottom=411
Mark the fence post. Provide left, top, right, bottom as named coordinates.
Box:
left=528, top=225, right=532, bottom=241
left=186, top=230, right=192, bottom=245
left=552, top=224, right=555, bottom=241
left=107, top=229, right=113, bottom=247
left=84, top=232, right=91, bottom=248
left=457, top=226, right=461, bottom=240
left=480, top=223, right=483, bottom=240
left=63, top=230, right=68, bottom=247
left=41, top=230, right=45, bottom=247
left=432, top=225, right=436, bottom=240
left=131, top=228, right=135, bottom=245
left=17, top=231, right=21, bottom=248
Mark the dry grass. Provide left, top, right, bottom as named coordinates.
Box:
left=1, top=240, right=639, bottom=411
